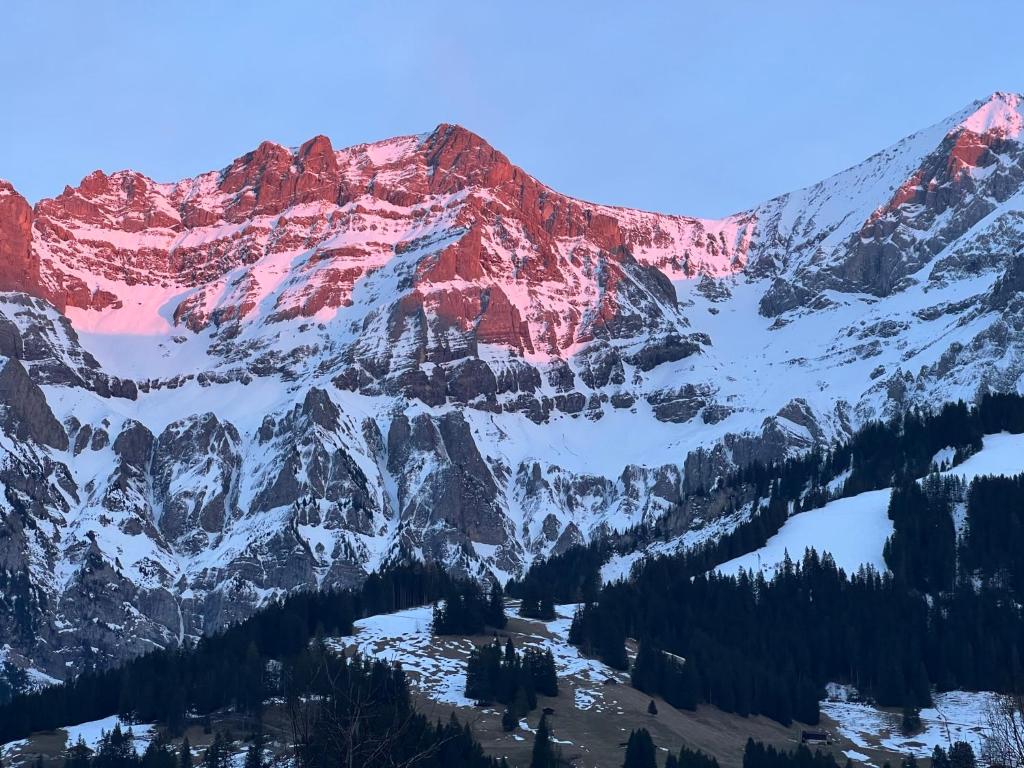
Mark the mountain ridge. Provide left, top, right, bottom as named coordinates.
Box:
left=2, top=91, right=1024, bottom=684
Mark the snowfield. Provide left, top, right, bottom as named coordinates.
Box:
left=717, top=490, right=893, bottom=578
left=0, top=715, right=156, bottom=759
left=942, top=432, right=1024, bottom=484
left=715, top=432, right=1024, bottom=581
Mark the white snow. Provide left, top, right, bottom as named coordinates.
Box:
left=63, top=715, right=155, bottom=753
left=717, top=490, right=893, bottom=578
left=942, top=432, right=1024, bottom=484
left=957, top=92, right=1024, bottom=139
left=712, top=431, right=1024, bottom=581
left=330, top=606, right=476, bottom=708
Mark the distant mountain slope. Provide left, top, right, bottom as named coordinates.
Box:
left=2, top=93, right=1024, bottom=682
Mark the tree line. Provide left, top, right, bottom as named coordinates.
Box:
left=0, top=563, right=458, bottom=743
left=526, top=392, right=1024, bottom=727
left=431, top=580, right=506, bottom=635
left=48, top=649, right=507, bottom=768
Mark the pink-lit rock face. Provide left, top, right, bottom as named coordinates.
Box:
left=0, top=182, right=42, bottom=303
left=1, top=92, right=1022, bottom=363
left=3, top=124, right=755, bottom=385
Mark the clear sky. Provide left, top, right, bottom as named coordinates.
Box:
left=2, top=1, right=1021, bottom=217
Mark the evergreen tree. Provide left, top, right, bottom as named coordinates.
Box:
left=65, top=736, right=93, bottom=768
left=948, top=741, right=976, bottom=768
left=538, top=594, right=556, bottom=621
left=647, top=699, right=658, bottom=715
left=242, top=731, right=264, bottom=768
left=501, top=708, right=517, bottom=732
left=900, top=706, right=922, bottom=736
left=93, top=723, right=138, bottom=768
left=530, top=715, right=556, bottom=768
left=622, top=729, right=657, bottom=768
left=487, top=582, right=507, bottom=629
left=140, top=734, right=177, bottom=768
left=202, top=734, right=229, bottom=768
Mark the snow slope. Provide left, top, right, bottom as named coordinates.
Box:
left=717, top=490, right=893, bottom=578
left=942, top=432, right=1024, bottom=483
left=716, top=432, right=1024, bottom=580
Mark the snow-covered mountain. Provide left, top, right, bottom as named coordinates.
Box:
left=3, top=92, right=1024, bottom=681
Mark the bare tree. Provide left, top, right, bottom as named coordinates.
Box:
left=983, top=693, right=1024, bottom=768
left=285, top=648, right=466, bottom=768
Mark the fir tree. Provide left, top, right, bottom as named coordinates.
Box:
left=487, top=582, right=507, bottom=629
left=647, top=699, right=658, bottom=715
left=948, top=741, right=976, bottom=768
left=900, top=706, right=922, bottom=736
left=623, top=728, right=657, bottom=768
left=530, top=715, right=556, bottom=768
left=202, top=734, right=229, bottom=768
left=242, top=731, right=264, bottom=768
left=65, top=737, right=93, bottom=768
left=141, top=734, right=177, bottom=768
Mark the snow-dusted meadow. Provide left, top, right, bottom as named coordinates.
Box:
left=327, top=601, right=629, bottom=717
left=822, top=685, right=998, bottom=762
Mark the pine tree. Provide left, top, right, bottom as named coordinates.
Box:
left=647, top=699, right=658, bottom=715
left=65, top=736, right=93, bottom=768
left=203, top=733, right=229, bottom=768
left=538, top=594, right=556, bottom=621
left=900, top=705, right=922, bottom=736
left=243, top=731, right=264, bottom=768
left=540, top=649, right=558, bottom=697
left=141, top=733, right=178, bottom=768
left=487, top=582, right=507, bottom=629
left=948, top=741, right=976, bottom=768
left=623, top=728, right=657, bottom=768
left=530, top=715, right=556, bottom=768
left=93, top=723, right=138, bottom=768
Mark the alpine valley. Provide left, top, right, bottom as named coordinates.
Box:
left=4, top=89, right=1024, bottom=695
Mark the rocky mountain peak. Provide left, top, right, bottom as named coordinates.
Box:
left=4, top=94, right=1024, bottom=682
left=955, top=91, right=1024, bottom=139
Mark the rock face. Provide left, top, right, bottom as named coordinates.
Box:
left=0, top=183, right=41, bottom=301
left=4, top=92, right=1024, bottom=684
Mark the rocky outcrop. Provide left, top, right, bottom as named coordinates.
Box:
left=152, top=414, right=241, bottom=544
left=0, top=358, right=67, bottom=449
left=0, top=183, right=43, bottom=303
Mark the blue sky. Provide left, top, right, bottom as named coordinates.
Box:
left=2, top=2, right=1021, bottom=216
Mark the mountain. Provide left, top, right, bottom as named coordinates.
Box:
left=2, top=92, right=1024, bottom=683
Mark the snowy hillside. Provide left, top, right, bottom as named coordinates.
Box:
left=716, top=432, right=1024, bottom=579
left=3, top=92, right=1024, bottom=682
